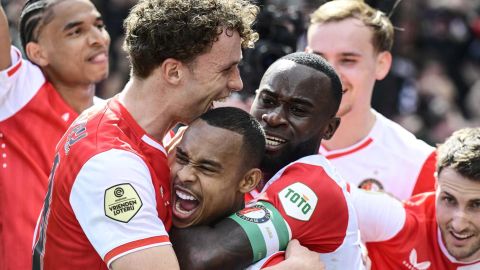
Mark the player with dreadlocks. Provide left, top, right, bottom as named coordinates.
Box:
left=0, top=1, right=109, bottom=269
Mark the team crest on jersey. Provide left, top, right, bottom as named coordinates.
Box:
left=104, top=183, right=143, bottom=223
left=358, top=178, right=384, bottom=192
left=64, top=122, right=87, bottom=155
left=402, top=249, right=431, bottom=270
left=236, top=204, right=271, bottom=223
left=279, top=182, right=317, bottom=221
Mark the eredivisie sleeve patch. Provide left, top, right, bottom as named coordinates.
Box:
left=228, top=201, right=291, bottom=263
left=104, top=183, right=143, bottom=223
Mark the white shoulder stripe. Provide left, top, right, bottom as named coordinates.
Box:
left=141, top=134, right=167, bottom=156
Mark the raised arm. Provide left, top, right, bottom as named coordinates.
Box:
left=0, top=4, right=11, bottom=70
left=170, top=218, right=253, bottom=270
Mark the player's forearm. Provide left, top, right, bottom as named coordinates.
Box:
left=170, top=219, right=253, bottom=270
left=0, top=4, right=11, bottom=70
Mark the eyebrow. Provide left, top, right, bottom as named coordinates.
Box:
left=311, top=51, right=361, bottom=58
left=63, top=15, right=103, bottom=32
left=259, top=89, right=314, bottom=107
left=221, top=57, right=243, bottom=70
left=177, top=147, right=222, bottom=170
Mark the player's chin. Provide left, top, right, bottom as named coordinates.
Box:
left=172, top=204, right=201, bottom=228
left=91, top=70, right=109, bottom=83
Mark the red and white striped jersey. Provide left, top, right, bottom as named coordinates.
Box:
left=0, top=46, right=79, bottom=270
left=32, top=98, right=172, bottom=269
left=320, top=110, right=436, bottom=200
left=253, top=155, right=364, bottom=269
left=352, top=189, right=480, bottom=270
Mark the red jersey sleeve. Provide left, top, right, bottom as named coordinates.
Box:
left=258, top=162, right=349, bottom=252
left=411, top=151, right=437, bottom=196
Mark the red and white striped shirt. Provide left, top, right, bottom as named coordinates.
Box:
left=0, top=46, right=80, bottom=270
left=320, top=110, right=436, bottom=200
left=32, top=98, right=172, bottom=269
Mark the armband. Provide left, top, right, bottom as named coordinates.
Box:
left=228, top=201, right=291, bottom=263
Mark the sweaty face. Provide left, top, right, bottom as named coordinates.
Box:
left=436, top=167, right=480, bottom=262
left=250, top=59, right=338, bottom=175
left=181, top=30, right=244, bottom=123
left=170, top=120, right=246, bottom=228
left=307, top=18, right=389, bottom=117
left=36, top=0, right=110, bottom=85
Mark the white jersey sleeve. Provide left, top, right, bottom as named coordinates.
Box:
left=0, top=46, right=45, bottom=120
left=70, top=149, right=170, bottom=265
left=350, top=187, right=406, bottom=243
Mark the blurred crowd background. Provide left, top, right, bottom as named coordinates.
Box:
left=3, top=0, right=480, bottom=144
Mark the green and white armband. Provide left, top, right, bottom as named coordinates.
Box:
left=228, top=201, right=291, bottom=263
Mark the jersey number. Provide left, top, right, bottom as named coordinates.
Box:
left=32, top=153, right=60, bottom=269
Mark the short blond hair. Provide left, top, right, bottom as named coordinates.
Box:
left=310, top=0, right=394, bottom=53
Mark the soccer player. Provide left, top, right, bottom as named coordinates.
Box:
left=170, top=106, right=324, bottom=270
left=0, top=1, right=109, bottom=269
left=306, top=0, right=436, bottom=199
left=352, top=127, right=480, bottom=269
left=171, top=52, right=364, bottom=269
left=31, top=0, right=258, bottom=269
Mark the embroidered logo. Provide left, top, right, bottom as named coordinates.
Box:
left=402, top=249, right=431, bottom=270
left=358, top=178, right=384, bottom=192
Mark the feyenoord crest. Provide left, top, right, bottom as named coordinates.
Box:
left=358, top=178, right=384, bottom=192
left=235, top=204, right=271, bottom=223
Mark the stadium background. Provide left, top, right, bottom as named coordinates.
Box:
left=3, top=0, right=480, bottom=144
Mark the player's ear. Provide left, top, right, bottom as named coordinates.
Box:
left=160, top=58, right=186, bottom=85
left=375, top=51, right=392, bottom=80
left=322, top=117, right=340, bottom=140
left=25, top=42, right=49, bottom=67
left=238, top=168, right=262, bottom=194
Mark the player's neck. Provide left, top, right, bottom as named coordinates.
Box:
left=323, top=109, right=376, bottom=151
left=119, top=78, right=177, bottom=142
left=52, top=82, right=95, bottom=114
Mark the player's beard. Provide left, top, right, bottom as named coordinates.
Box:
left=261, top=137, right=320, bottom=179
left=442, top=229, right=480, bottom=261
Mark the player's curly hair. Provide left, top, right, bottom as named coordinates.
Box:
left=309, top=0, right=394, bottom=53
left=123, top=0, right=259, bottom=78
left=437, top=128, right=480, bottom=181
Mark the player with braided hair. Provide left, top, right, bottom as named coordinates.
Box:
left=0, top=1, right=109, bottom=269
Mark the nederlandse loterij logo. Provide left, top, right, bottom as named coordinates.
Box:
left=402, top=249, right=431, bottom=270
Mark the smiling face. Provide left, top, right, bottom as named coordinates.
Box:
left=170, top=119, right=248, bottom=228
left=33, top=0, right=110, bottom=85
left=436, top=167, right=480, bottom=262
left=250, top=59, right=339, bottom=175
left=306, top=18, right=390, bottom=117
left=181, top=30, right=244, bottom=123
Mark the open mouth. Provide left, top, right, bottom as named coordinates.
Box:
left=265, top=134, right=287, bottom=150
left=173, top=187, right=200, bottom=220
left=450, top=230, right=474, bottom=241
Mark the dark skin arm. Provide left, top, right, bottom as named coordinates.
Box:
left=0, top=4, right=12, bottom=70
left=170, top=218, right=253, bottom=270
